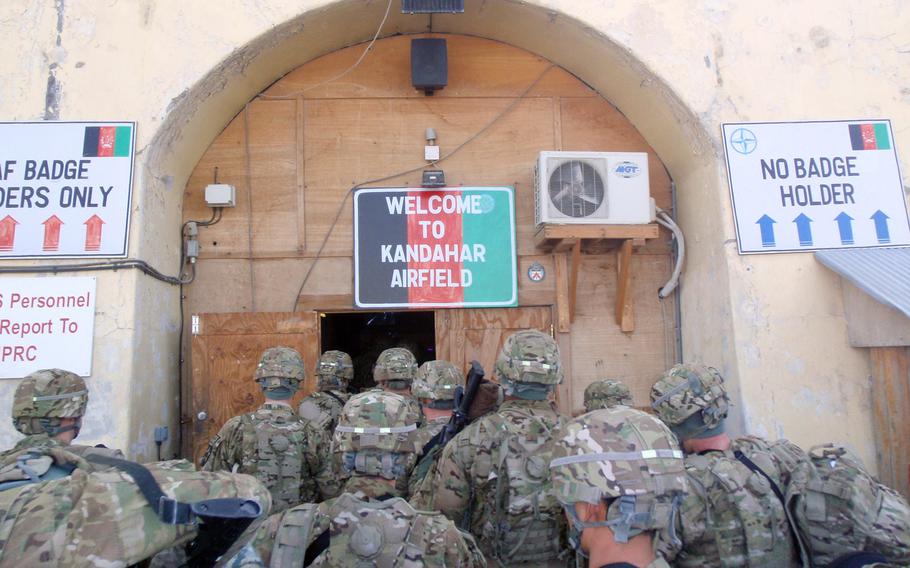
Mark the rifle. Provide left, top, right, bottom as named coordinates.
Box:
left=417, top=360, right=485, bottom=459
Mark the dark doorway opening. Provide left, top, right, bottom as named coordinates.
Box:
left=320, top=311, right=436, bottom=393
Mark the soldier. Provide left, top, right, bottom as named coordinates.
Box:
left=650, top=363, right=803, bottom=567
left=583, top=378, right=633, bottom=411
left=200, top=346, right=334, bottom=512
left=373, top=346, right=423, bottom=423
left=2, top=368, right=123, bottom=462
left=426, top=329, right=569, bottom=566
left=297, top=349, right=352, bottom=432
left=225, top=389, right=487, bottom=567
left=549, top=406, right=687, bottom=568
left=408, top=359, right=460, bottom=499
left=0, top=439, right=271, bottom=566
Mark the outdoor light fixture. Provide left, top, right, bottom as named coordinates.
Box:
left=421, top=170, right=446, bottom=187
left=402, top=0, right=464, bottom=14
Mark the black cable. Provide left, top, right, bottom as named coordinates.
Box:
left=0, top=259, right=189, bottom=285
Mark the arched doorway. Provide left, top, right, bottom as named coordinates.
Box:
left=180, top=34, right=679, bottom=459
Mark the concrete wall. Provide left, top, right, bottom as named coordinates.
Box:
left=1, top=0, right=907, bottom=467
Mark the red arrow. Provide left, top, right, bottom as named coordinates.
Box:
left=0, top=215, right=20, bottom=251
left=42, top=215, right=64, bottom=251
left=83, top=215, right=105, bottom=251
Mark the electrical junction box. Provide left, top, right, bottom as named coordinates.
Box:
left=204, top=184, right=236, bottom=207
left=535, top=151, right=651, bottom=227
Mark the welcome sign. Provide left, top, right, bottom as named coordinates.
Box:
left=354, top=187, right=517, bottom=308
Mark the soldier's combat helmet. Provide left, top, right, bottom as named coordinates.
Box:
left=13, top=368, right=88, bottom=436
left=373, top=347, right=418, bottom=390
left=550, top=407, right=687, bottom=549
left=650, top=363, right=730, bottom=440
left=334, top=390, right=421, bottom=483
left=315, top=350, right=353, bottom=391
left=495, top=329, right=563, bottom=400
left=255, top=346, right=305, bottom=399
left=411, top=360, right=460, bottom=409
left=584, top=379, right=633, bottom=411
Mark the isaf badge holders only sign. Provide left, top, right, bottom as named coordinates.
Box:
left=354, top=187, right=517, bottom=308
left=722, top=120, right=910, bottom=254
left=0, top=121, right=135, bottom=258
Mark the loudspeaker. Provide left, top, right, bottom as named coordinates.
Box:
left=411, top=38, right=447, bottom=95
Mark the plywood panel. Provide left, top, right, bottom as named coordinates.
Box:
left=262, top=35, right=595, bottom=100
left=436, top=306, right=552, bottom=376
left=869, top=347, right=910, bottom=499
left=189, top=312, right=319, bottom=463
left=302, top=97, right=555, bottom=256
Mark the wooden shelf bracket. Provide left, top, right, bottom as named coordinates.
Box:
left=535, top=223, right=660, bottom=333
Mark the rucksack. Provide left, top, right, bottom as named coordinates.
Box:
left=262, top=494, right=484, bottom=567
left=785, top=444, right=910, bottom=567
left=240, top=411, right=310, bottom=512
left=678, top=442, right=798, bottom=568
left=481, top=407, right=566, bottom=564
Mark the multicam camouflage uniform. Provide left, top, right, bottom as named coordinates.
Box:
left=0, top=440, right=271, bottom=567
left=2, top=368, right=123, bottom=462
left=549, top=406, right=688, bottom=568
left=201, top=347, right=334, bottom=512
left=225, top=389, right=487, bottom=567
left=297, top=350, right=352, bottom=433
left=408, top=360, right=461, bottom=499
left=427, top=330, right=569, bottom=566
left=373, top=347, right=423, bottom=422
left=583, top=378, right=633, bottom=411
left=650, top=363, right=802, bottom=568
left=332, top=389, right=421, bottom=498
left=227, top=492, right=486, bottom=567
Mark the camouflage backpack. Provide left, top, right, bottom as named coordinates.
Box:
left=237, top=408, right=317, bottom=512
left=478, top=405, right=566, bottom=564
left=672, top=438, right=798, bottom=568
left=239, top=493, right=486, bottom=567
left=785, top=444, right=910, bottom=567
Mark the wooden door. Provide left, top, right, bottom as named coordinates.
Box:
left=435, top=306, right=553, bottom=377
left=188, top=312, right=320, bottom=463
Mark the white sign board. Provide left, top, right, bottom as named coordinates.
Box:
left=722, top=120, right=910, bottom=253
left=0, top=277, right=96, bottom=378
left=0, top=121, right=135, bottom=257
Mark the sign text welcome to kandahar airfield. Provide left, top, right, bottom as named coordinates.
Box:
left=723, top=120, right=910, bottom=253
left=354, top=188, right=517, bottom=308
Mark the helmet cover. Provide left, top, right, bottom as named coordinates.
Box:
left=650, top=363, right=729, bottom=438
left=411, top=360, right=461, bottom=401
left=373, top=348, right=418, bottom=386
left=254, top=346, right=305, bottom=395
left=550, top=407, right=687, bottom=543
left=316, top=350, right=353, bottom=390
left=584, top=379, right=633, bottom=411
left=13, top=369, right=88, bottom=435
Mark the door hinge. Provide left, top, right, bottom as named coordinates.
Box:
left=191, top=315, right=200, bottom=335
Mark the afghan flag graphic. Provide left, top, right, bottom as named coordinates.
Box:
left=355, top=188, right=516, bottom=307
left=83, top=125, right=131, bottom=157
left=848, top=123, right=890, bottom=151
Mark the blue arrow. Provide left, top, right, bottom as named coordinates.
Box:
left=871, top=210, right=891, bottom=244
left=756, top=214, right=777, bottom=247
left=794, top=213, right=813, bottom=246
left=834, top=212, right=854, bottom=245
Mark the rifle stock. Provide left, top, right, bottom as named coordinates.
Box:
left=443, top=360, right=485, bottom=445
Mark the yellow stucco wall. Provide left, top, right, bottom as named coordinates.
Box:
left=0, top=1, right=907, bottom=466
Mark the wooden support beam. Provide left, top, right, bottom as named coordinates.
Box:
left=553, top=237, right=578, bottom=253
left=554, top=253, right=571, bottom=332
left=568, top=240, right=581, bottom=323
left=615, top=239, right=634, bottom=332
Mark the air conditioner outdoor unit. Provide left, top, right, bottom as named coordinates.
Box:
left=535, top=151, right=651, bottom=226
